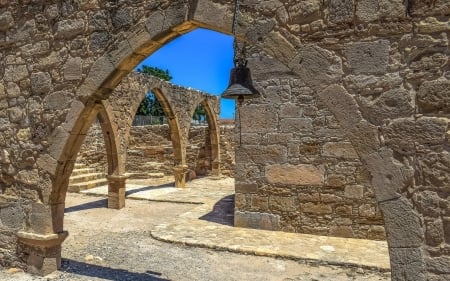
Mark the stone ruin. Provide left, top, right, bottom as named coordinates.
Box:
left=1, top=1, right=450, bottom=280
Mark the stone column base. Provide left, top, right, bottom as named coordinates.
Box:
left=16, top=231, right=68, bottom=276
left=107, top=174, right=128, bottom=209
left=173, top=165, right=188, bottom=188
left=211, top=159, right=221, bottom=177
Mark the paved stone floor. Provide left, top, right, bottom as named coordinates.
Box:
left=83, top=176, right=390, bottom=271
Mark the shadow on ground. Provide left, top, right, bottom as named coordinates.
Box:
left=199, top=195, right=234, bottom=226
left=64, top=199, right=108, bottom=213
left=61, top=259, right=170, bottom=281
left=125, top=182, right=175, bottom=197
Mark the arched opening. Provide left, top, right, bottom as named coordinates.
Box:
left=8, top=1, right=432, bottom=276
left=186, top=100, right=221, bottom=180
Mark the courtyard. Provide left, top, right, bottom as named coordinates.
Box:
left=1, top=177, right=390, bottom=281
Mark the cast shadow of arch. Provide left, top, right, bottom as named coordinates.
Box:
left=61, top=259, right=170, bottom=281
left=199, top=195, right=234, bottom=226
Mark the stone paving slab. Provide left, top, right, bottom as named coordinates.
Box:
left=81, top=176, right=390, bottom=271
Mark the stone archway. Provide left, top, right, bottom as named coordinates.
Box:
left=109, top=72, right=220, bottom=187
left=1, top=1, right=448, bottom=279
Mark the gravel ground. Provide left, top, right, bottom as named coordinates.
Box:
left=0, top=193, right=391, bottom=281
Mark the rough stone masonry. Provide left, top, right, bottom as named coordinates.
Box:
left=0, top=1, right=449, bottom=280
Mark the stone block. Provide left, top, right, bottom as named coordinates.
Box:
left=417, top=79, right=450, bottom=114
left=426, top=256, right=450, bottom=274
left=322, top=142, right=358, bottom=159
left=251, top=195, right=268, bottom=211
left=328, top=0, right=354, bottom=24
left=30, top=72, right=51, bottom=95
left=345, top=40, right=390, bottom=74
left=298, top=193, right=320, bottom=202
left=335, top=205, right=353, bottom=216
left=269, top=196, right=296, bottom=212
left=389, top=247, right=426, bottom=281
left=0, top=204, right=24, bottom=230
left=43, top=91, right=71, bottom=110
left=416, top=150, right=450, bottom=188
left=112, top=7, right=132, bottom=29
left=234, top=193, right=246, bottom=209
left=320, top=194, right=342, bottom=203
left=288, top=45, right=343, bottom=91
left=380, top=197, right=423, bottom=248
left=326, top=174, right=346, bottom=188
left=362, top=148, right=404, bottom=201
left=344, top=185, right=364, bottom=199
left=267, top=133, right=293, bottom=144
left=359, top=204, right=376, bottom=217
left=0, top=11, right=13, bottom=31
left=425, top=219, right=444, bottom=247
left=234, top=211, right=280, bottom=231
left=266, top=164, right=324, bottom=185
left=359, top=88, right=414, bottom=125
left=55, top=19, right=84, bottom=39
left=239, top=105, right=278, bottom=133
left=368, top=225, right=386, bottom=240
left=64, top=57, right=82, bottom=81
left=4, top=65, right=28, bottom=82
left=280, top=118, right=313, bottom=132
left=329, top=226, right=354, bottom=238
left=29, top=203, right=53, bottom=234
left=301, top=202, right=332, bottom=214
left=443, top=217, right=450, bottom=244
left=280, top=103, right=303, bottom=117
left=235, top=183, right=258, bottom=193
left=240, top=145, right=286, bottom=165
left=356, top=0, right=380, bottom=22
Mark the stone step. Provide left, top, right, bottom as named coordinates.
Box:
left=69, top=173, right=105, bottom=184
left=68, top=178, right=108, bottom=193
left=74, top=162, right=87, bottom=169
left=71, top=168, right=97, bottom=176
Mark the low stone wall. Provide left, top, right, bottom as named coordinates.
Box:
left=77, top=123, right=235, bottom=178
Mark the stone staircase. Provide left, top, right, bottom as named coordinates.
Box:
left=68, top=163, right=108, bottom=192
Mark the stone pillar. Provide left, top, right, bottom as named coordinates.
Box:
left=211, top=159, right=221, bottom=178
left=107, top=174, right=128, bottom=209
left=16, top=231, right=68, bottom=276
left=173, top=165, right=188, bottom=188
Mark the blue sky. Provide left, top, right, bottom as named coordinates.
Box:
left=135, top=28, right=236, bottom=119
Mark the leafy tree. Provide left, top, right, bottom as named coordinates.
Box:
left=135, top=65, right=172, bottom=117
left=193, top=105, right=207, bottom=123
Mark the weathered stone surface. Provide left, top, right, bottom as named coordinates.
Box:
left=425, top=219, right=444, bottom=247
left=112, top=7, right=133, bottom=29
left=289, top=45, right=342, bottom=91
left=328, top=0, right=353, bottom=24
left=383, top=117, right=448, bottom=155
left=280, top=117, right=312, bottom=132
left=322, top=142, right=358, bottom=159
left=30, top=72, right=52, bottom=95
left=416, top=150, right=450, bottom=188
left=417, top=79, right=450, bottom=113
left=43, top=91, right=72, bottom=110
left=269, top=196, right=296, bottom=212
left=426, top=256, right=450, bottom=274
left=329, top=226, right=354, bottom=238
left=55, top=19, right=85, bottom=39
left=380, top=197, right=423, bottom=247
left=64, top=57, right=82, bottom=81
left=344, top=185, right=364, bottom=199
left=266, top=164, right=323, bottom=186
left=302, top=202, right=332, bottom=214
left=362, top=148, right=404, bottom=202
left=240, top=105, right=277, bottom=133
left=4, top=65, right=28, bottom=82
left=359, top=88, right=414, bottom=125
left=0, top=11, right=13, bottom=31
left=345, top=40, right=390, bottom=75
left=234, top=211, right=280, bottom=231
left=389, top=248, right=426, bottom=281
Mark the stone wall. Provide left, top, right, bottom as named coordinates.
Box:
left=77, top=123, right=235, bottom=178
left=1, top=0, right=450, bottom=278
left=234, top=49, right=386, bottom=240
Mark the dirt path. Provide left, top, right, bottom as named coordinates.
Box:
left=1, top=193, right=390, bottom=281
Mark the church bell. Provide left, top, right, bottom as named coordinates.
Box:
left=221, top=60, right=260, bottom=105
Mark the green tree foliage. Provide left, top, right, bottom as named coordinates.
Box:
left=193, top=105, right=207, bottom=123
left=135, top=65, right=172, bottom=117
